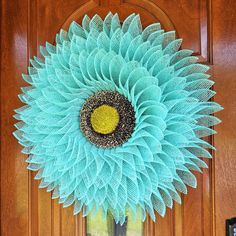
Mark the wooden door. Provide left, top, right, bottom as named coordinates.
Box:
left=1, top=0, right=236, bottom=235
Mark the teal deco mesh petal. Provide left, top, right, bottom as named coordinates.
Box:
left=13, top=12, right=223, bottom=224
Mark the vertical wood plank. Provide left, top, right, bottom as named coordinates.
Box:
left=213, top=0, right=236, bottom=235
left=28, top=173, right=39, bottom=236
left=202, top=158, right=214, bottom=236
left=183, top=173, right=203, bottom=236
left=154, top=209, right=173, bottom=236
left=199, top=0, right=209, bottom=61
left=61, top=206, right=76, bottom=236
left=28, top=0, right=39, bottom=235
left=174, top=201, right=183, bottom=236
left=38, top=191, right=52, bottom=236
left=1, top=0, right=29, bottom=235
left=51, top=200, right=61, bottom=236
left=75, top=213, right=86, bottom=236
left=144, top=216, right=154, bottom=236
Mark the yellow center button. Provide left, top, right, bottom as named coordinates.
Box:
left=90, top=104, right=119, bottom=135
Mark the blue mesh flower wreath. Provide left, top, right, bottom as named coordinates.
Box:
left=13, top=12, right=222, bottom=224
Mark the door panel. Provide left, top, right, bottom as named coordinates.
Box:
left=1, top=0, right=29, bottom=235
left=213, top=0, right=236, bottom=235
left=1, top=0, right=236, bottom=235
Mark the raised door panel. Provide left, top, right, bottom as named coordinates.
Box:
left=1, top=0, right=29, bottom=235
left=213, top=0, right=236, bottom=235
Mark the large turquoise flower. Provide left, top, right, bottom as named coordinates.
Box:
left=13, top=12, right=222, bottom=224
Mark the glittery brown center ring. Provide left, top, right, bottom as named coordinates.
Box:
left=80, top=91, right=135, bottom=148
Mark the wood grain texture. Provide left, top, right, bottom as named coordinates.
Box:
left=213, top=0, right=236, bottom=235
left=1, top=0, right=235, bottom=235
left=183, top=173, right=203, bottom=236
left=154, top=209, right=173, bottom=236
left=28, top=1, right=40, bottom=235
left=1, top=0, right=29, bottom=235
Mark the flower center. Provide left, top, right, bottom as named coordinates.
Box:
left=80, top=91, right=135, bottom=148
left=90, top=104, right=119, bottom=134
